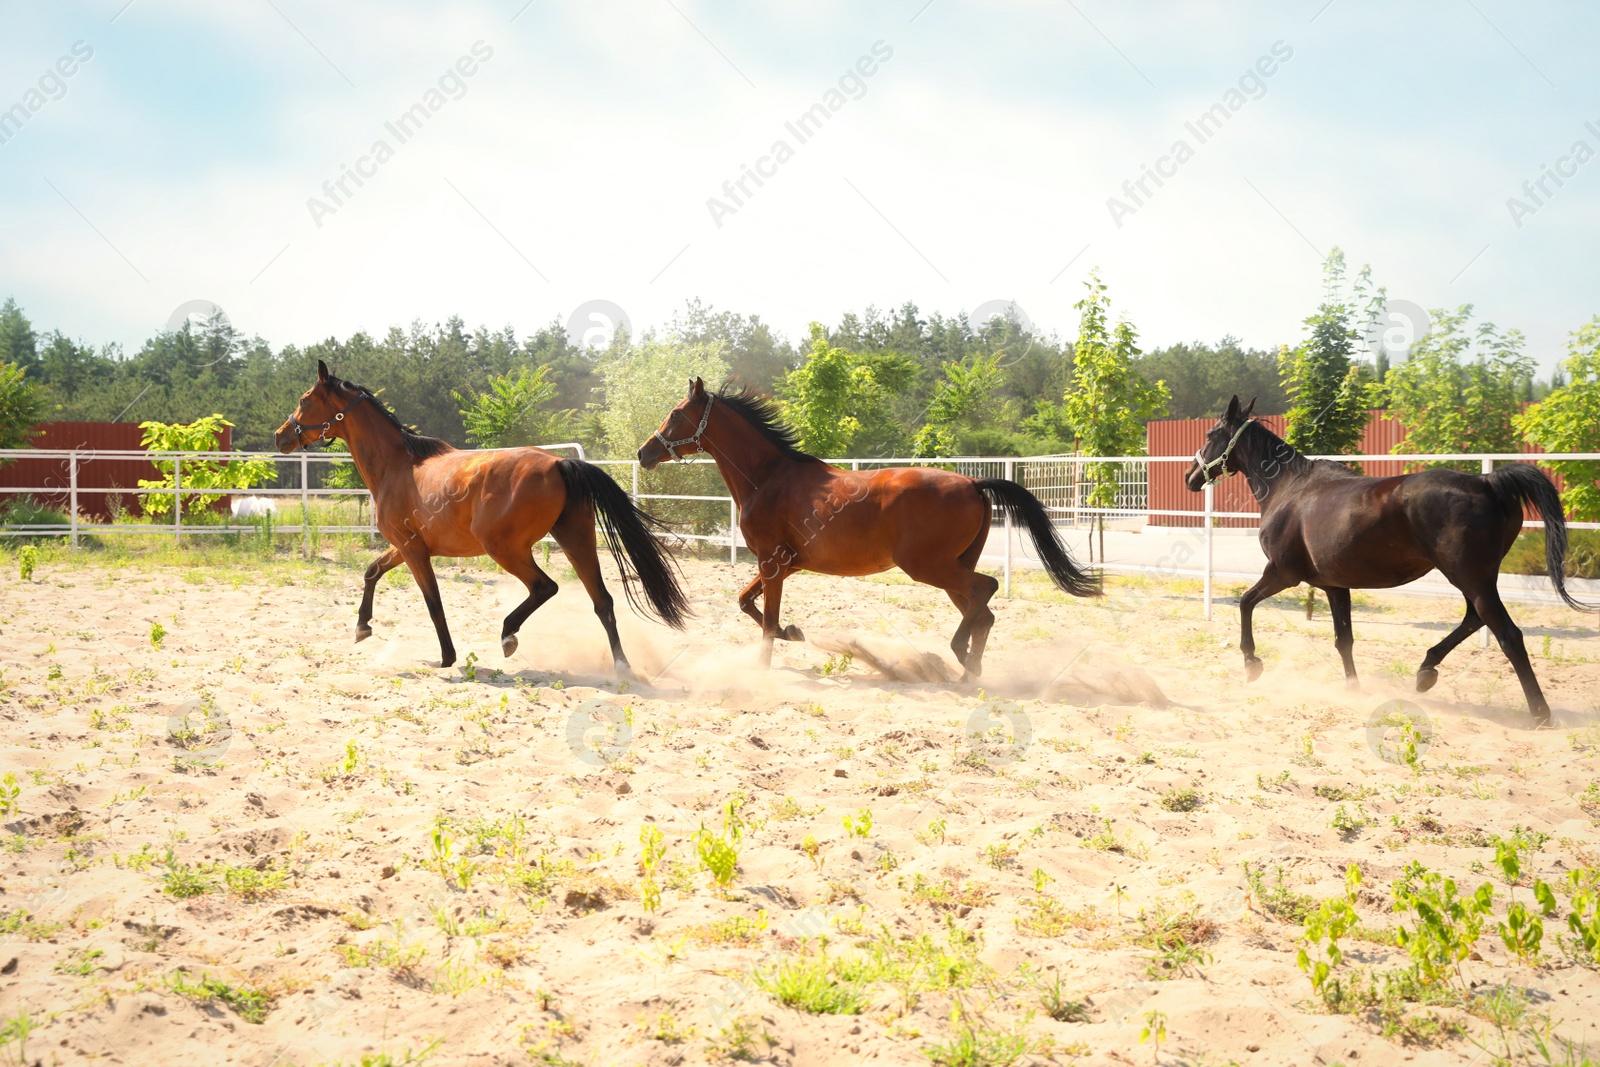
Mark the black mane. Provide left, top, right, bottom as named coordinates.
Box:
left=329, top=375, right=454, bottom=460
left=716, top=383, right=818, bottom=462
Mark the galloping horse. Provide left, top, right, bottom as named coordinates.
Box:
left=638, top=379, right=1099, bottom=677
left=1188, top=395, right=1593, bottom=723
left=276, top=361, right=688, bottom=673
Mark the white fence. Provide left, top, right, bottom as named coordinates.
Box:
left=1, top=447, right=1596, bottom=621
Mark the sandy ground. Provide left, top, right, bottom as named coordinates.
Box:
left=1, top=548, right=1598, bottom=1067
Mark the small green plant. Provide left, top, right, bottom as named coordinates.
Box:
left=1330, top=803, right=1372, bottom=836
left=461, top=651, right=479, bottom=682
left=1494, top=842, right=1557, bottom=965
left=0, top=1009, right=40, bottom=1067
left=1393, top=862, right=1493, bottom=990
left=166, top=970, right=273, bottom=1023
left=161, top=851, right=217, bottom=898
left=16, top=546, right=36, bottom=583
left=1139, top=1009, right=1167, bottom=1063
left=149, top=621, right=166, bottom=649
left=1298, top=864, right=1362, bottom=1006
left=801, top=834, right=822, bottom=871
left=842, top=808, right=873, bottom=840
left=639, top=823, right=665, bottom=913
left=1158, top=785, right=1201, bottom=812
left=1244, top=861, right=1316, bottom=924
left=694, top=799, right=745, bottom=894
left=342, top=739, right=360, bottom=775
left=0, top=773, right=18, bottom=819
left=753, top=955, right=867, bottom=1015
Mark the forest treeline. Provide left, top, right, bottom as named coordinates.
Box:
left=0, top=296, right=1294, bottom=455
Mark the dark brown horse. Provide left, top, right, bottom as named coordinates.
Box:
left=275, top=361, right=687, bottom=672
left=1187, top=395, right=1593, bottom=723
left=638, top=379, right=1099, bottom=677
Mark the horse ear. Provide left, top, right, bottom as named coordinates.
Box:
left=691, top=377, right=705, bottom=398
left=317, top=360, right=329, bottom=382
left=1225, top=395, right=1240, bottom=420
left=1242, top=396, right=1257, bottom=418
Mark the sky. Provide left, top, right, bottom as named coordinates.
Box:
left=0, top=0, right=1597, bottom=374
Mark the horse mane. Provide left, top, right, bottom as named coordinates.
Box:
left=329, top=375, right=454, bottom=461
left=1242, top=420, right=1350, bottom=479
left=716, top=383, right=819, bottom=463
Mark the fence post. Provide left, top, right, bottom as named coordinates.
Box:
left=1002, top=458, right=1014, bottom=597
left=1482, top=457, right=1494, bottom=648
left=69, top=450, right=79, bottom=548
left=729, top=497, right=739, bottom=565
left=631, top=461, right=639, bottom=499
left=1203, top=480, right=1214, bottom=622
left=300, top=452, right=310, bottom=559
left=173, top=453, right=182, bottom=544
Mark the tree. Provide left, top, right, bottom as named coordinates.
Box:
left=1136, top=336, right=1290, bottom=418
left=1385, top=305, right=1534, bottom=470
left=914, top=352, right=1013, bottom=457
left=0, top=362, right=45, bottom=453
left=0, top=299, right=38, bottom=376
left=597, top=334, right=729, bottom=459
left=778, top=325, right=905, bottom=457
left=1279, top=248, right=1382, bottom=457
left=137, top=415, right=273, bottom=518
left=1058, top=272, right=1169, bottom=561
left=1517, top=317, right=1600, bottom=521
left=453, top=365, right=573, bottom=448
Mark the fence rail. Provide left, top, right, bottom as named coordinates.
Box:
left=2, top=448, right=1596, bottom=619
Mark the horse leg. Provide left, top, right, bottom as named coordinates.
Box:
left=403, top=552, right=456, bottom=668
left=757, top=562, right=797, bottom=668
left=356, top=545, right=402, bottom=642
left=550, top=512, right=632, bottom=676
left=1416, top=599, right=1482, bottom=693
left=738, top=575, right=801, bottom=641
left=943, top=588, right=974, bottom=666
left=1325, top=587, right=1359, bottom=688
left=1238, top=567, right=1293, bottom=682
left=957, top=573, right=1000, bottom=680
left=1467, top=585, right=1551, bottom=725
left=483, top=546, right=559, bottom=661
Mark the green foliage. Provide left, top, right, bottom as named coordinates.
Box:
left=149, top=621, right=166, bottom=649
left=916, top=352, right=1014, bottom=455
left=453, top=364, right=573, bottom=448
left=0, top=361, right=43, bottom=453
left=137, top=415, right=274, bottom=518
left=1386, top=304, right=1535, bottom=469
left=1279, top=248, right=1382, bottom=456
left=779, top=325, right=909, bottom=457
left=639, top=823, right=665, bottom=913
left=1392, top=862, right=1493, bottom=989
left=0, top=1008, right=40, bottom=1067
left=0, top=772, right=18, bottom=819
left=1298, top=865, right=1362, bottom=1003
left=166, top=969, right=273, bottom=1023
left=598, top=334, right=729, bottom=458
left=15, top=547, right=35, bottom=583
left=1053, top=272, right=1168, bottom=508
left=842, top=808, right=873, bottom=839
left=1517, top=317, right=1600, bottom=520
left=693, top=798, right=745, bottom=893
left=1135, top=336, right=1289, bottom=418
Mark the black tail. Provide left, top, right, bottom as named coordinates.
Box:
left=1487, top=463, right=1596, bottom=612
left=975, top=478, right=1101, bottom=597
left=557, top=458, right=691, bottom=629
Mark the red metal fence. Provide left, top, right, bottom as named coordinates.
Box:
left=0, top=422, right=230, bottom=520
left=1146, top=411, right=1554, bottom=527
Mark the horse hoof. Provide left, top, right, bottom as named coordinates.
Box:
left=615, top=661, right=635, bottom=683
left=1416, top=668, right=1438, bottom=693
left=501, top=635, right=518, bottom=658
left=441, top=653, right=456, bottom=669
left=355, top=627, right=372, bottom=644
left=1244, top=658, right=1263, bottom=682
left=784, top=625, right=805, bottom=642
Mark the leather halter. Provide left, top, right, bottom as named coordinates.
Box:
left=289, top=389, right=368, bottom=443
left=653, top=393, right=715, bottom=462
left=1194, top=417, right=1255, bottom=486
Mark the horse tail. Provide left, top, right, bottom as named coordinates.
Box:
left=556, top=458, right=691, bottom=629
left=1486, top=463, right=1597, bottom=612
left=974, top=478, right=1101, bottom=597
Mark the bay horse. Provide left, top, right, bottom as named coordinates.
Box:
left=1188, top=395, right=1593, bottom=724
left=637, top=378, right=1100, bottom=677
left=275, top=361, right=688, bottom=673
